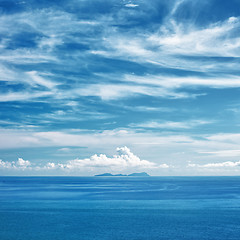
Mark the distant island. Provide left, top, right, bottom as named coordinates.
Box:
left=95, top=172, right=150, bottom=177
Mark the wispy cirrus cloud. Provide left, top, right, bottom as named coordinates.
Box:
left=130, top=120, right=212, bottom=129
left=71, top=83, right=199, bottom=100
left=0, top=91, right=52, bottom=102
left=0, top=1, right=240, bottom=105
left=123, top=74, right=240, bottom=89
left=148, top=17, right=240, bottom=57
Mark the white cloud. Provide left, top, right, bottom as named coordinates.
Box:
left=16, top=158, right=31, bottom=169
left=0, top=91, right=52, bottom=102
left=125, top=4, right=139, bottom=8
left=199, top=150, right=240, bottom=157
left=170, top=0, right=185, bottom=15
left=204, top=161, right=240, bottom=168
left=206, top=133, right=240, bottom=142
left=0, top=158, right=31, bottom=170
left=44, top=162, right=56, bottom=170
left=92, top=13, right=240, bottom=78
left=0, top=128, right=239, bottom=154
left=26, top=71, right=57, bottom=89
left=188, top=160, right=240, bottom=168
left=60, top=146, right=159, bottom=170
left=0, top=147, right=168, bottom=173
left=2, top=126, right=240, bottom=159
left=228, top=17, right=238, bottom=23
left=0, top=6, right=239, bottom=105
left=52, top=71, right=240, bottom=102
left=158, top=164, right=169, bottom=169
left=131, top=120, right=211, bottom=129
left=58, top=147, right=71, bottom=152
left=124, top=74, right=240, bottom=90
left=72, top=83, right=199, bottom=100
left=0, top=64, right=22, bottom=82
left=124, top=106, right=175, bottom=112
left=0, top=50, right=57, bottom=64
left=149, top=16, right=240, bottom=57
left=0, top=159, right=12, bottom=169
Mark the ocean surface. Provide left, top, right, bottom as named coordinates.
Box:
left=0, top=176, right=240, bottom=240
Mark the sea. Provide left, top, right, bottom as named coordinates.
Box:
left=0, top=176, right=240, bottom=240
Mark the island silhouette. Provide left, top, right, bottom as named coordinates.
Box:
left=95, top=172, right=150, bottom=177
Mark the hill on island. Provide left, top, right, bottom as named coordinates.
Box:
left=95, top=172, right=150, bottom=177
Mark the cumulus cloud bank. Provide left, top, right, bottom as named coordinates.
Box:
left=50, top=146, right=167, bottom=171
left=0, top=158, right=31, bottom=170
left=0, top=147, right=168, bottom=173
left=64, top=146, right=158, bottom=169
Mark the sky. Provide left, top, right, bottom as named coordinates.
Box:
left=1, top=0, right=240, bottom=176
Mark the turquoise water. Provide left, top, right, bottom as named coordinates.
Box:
left=0, top=177, right=240, bottom=239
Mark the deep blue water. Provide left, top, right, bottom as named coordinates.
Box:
left=0, top=176, right=240, bottom=240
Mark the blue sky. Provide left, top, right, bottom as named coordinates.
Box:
left=1, top=0, right=240, bottom=175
